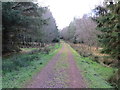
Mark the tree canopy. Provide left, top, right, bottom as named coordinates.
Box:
left=2, top=2, right=59, bottom=54
left=93, top=1, right=120, bottom=60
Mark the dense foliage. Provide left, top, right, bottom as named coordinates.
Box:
left=93, top=1, right=120, bottom=61
left=2, top=2, right=59, bottom=54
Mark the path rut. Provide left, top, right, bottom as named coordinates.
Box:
left=26, top=42, right=87, bottom=88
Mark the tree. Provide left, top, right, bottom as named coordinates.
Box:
left=94, top=2, right=120, bottom=61
left=2, top=2, right=46, bottom=53
left=41, top=8, right=59, bottom=43
left=61, top=15, right=99, bottom=47
left=2, top=2, right=59, bottom=54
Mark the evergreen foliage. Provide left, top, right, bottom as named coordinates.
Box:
left=2, top=2, right=59, bottom=54
left=93, top=2, right=120, bottom=60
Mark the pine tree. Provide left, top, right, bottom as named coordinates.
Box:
left=2, top=2, right=46, bottom=53
left=94, top=1, right=120, bottom=61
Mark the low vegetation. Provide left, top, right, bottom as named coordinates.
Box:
left=68, top=42, right=119, bottom=88
left=69, top=43, right=118, bottom=67
left=68, top=44, right=117, bottom=88
left=2, top=43, right=61, bottom=88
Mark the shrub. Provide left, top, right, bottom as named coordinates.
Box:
left=2, top=54, right=40, bottom=74
left=52, top=38, right=60, bottom=43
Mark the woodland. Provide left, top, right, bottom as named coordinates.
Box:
left=1, top=0, right=120, bottom=89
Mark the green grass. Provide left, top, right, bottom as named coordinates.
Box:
left=2, top=43, right=62, bottom=88
left=68, top=44, right=117, bottom=88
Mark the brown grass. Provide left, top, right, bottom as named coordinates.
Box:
left=69, top=43, right=117, bottom=67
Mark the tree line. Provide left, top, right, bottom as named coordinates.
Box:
left=61, top=0, right=120, bottom=65
left=2, top=2, right=59, bottom=54
left=61, top=15, right=100, bottom=49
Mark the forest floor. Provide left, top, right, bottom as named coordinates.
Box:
left=26, top=41, right=116, bottom=88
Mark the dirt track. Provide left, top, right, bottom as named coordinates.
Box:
left=26, top=42, right=87, bottom=88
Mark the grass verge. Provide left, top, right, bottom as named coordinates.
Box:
left=2, top=43, right=62, bottom=88
left=68, top=44, right=117, bottom=88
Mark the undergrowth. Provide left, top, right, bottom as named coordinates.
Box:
left=68, top=44, right=117, bottom=88
left=2, top=43, right=61, bottom=88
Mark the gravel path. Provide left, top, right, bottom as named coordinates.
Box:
left=26, top=42, right=87, bottom=88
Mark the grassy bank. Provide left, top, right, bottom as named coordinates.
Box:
left=2, top=43, right=62, bottom=88
left=67, top=44, right=117, bottom=88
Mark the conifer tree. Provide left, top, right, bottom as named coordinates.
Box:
left=94, top=1, right=120, bottom=61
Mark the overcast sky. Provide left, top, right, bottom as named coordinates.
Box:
left=37, top=0, right=104, bottom=29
